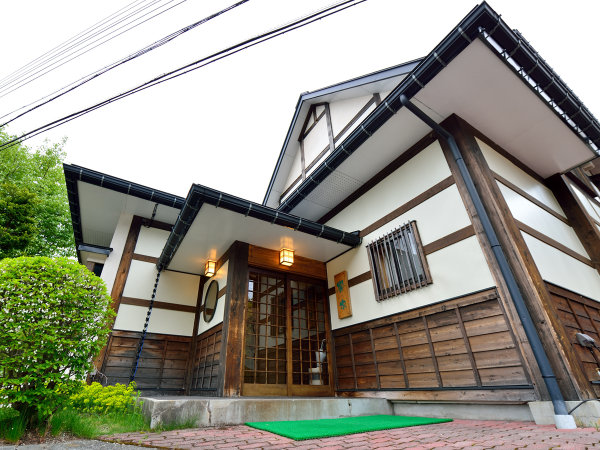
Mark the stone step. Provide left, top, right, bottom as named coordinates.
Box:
left=141, top=396, right=393, bottom=428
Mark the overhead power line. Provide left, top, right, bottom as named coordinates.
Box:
left=0, top=0, right=188, bottom=98
left=0, top=0, right=149, bottom=86
left=0, top=0, right=366, bottom=152
left=0, top=0, right=250, bottom=127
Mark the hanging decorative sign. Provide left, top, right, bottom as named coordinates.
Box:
left=334, top=271, right=352, bottom=319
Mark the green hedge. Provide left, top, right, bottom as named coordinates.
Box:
left=0, top=256, right=114, bottom=423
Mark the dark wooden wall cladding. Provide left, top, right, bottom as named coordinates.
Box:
left=332, top=289, right=533, bottom=399
left=190, top=324, right=223, bottom=395
left=101, top=330, right=191, bottom=392
left=248, top=244, right=327, bottom=280
left=547, top=283, right=600, bottom=397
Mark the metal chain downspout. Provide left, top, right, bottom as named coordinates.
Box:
left=130, top=268, right=162, bottom=382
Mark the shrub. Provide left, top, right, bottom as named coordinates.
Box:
left=0, top=256, right=114, bottom=427
left=68, top=382, right=141, bottom=414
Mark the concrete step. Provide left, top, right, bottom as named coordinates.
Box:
left=141, top=396, right=393, bottom=428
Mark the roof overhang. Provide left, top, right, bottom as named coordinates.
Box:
left=275, top=2, right=600, bottom=220
left=263, top=59, right=422, bottom=207
left=64, top=164, right=183, bottom=261
left=158, top=184, right=361, bottom=274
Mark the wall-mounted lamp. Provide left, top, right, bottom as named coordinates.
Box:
left=205, top=260, right=216, bottom=277
left=280, top=248, right=294, bottom=266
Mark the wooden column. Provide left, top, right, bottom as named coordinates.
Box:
left=97, top=215, right=143, bottom=372
left=439, top=115, right=591, bottom=400
left=219, top=241, right=249, bottom=397
left=547, top=174, right=600, bottom=274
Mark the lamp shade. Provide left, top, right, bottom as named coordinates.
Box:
left=205, top=260, right=216, bottom=277
left=280, top=248, right=294, bottom=266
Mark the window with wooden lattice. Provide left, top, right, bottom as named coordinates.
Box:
left=366, top=221, right=432, bottom=301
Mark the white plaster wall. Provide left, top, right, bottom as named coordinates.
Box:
left=571, top=182, right=600, bottom=222
left=122, top=260, right=199, bottom=306
left=478, top=138, right=566, bottom=218
left=114, top=304, right=195, bottom=336
left=325, top=141, right=451, bottom=231
left=101, top=212, right=133, bottom=295
left=323, top=142, right=494, bottom=329
left=523, top=232, right=600, bottom=302
left=480, top=139, right=600, bottom=301
left=135, top=227, right=170, bottom=257
left=330, top=94, right=375, bottom=140
left=329, top=236, right=494, bottom=329
left=379, top=90, right=392, bottom=100
left=198, top=261, right=228, bottom=334
left=590, top=196, right=600, bottom=219
left=498, top=183, right=589, bottom=258
left=282, top=144, right=303, bottom=197
left=303, top=118, right=329, bottom=166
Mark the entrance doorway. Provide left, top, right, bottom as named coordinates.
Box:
left=242, top=269, right=332, bottom=396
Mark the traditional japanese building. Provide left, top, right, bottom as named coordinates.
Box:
left=65, top=2, right=600, bottom=427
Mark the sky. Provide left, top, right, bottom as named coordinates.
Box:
left=1, top=0, right=599, bottom=203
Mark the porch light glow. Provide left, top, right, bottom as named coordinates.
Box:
left=205, top=260, right=216, bottom=277
left=280, top=248, right=294, bottom=266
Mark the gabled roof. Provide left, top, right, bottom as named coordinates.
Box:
left=262, top=59, right=422, bottom=208
left=64, top=164, right=361, bottom=273
left=265, top=1, right=600, bottom=220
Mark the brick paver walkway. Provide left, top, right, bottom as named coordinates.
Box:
left=102, top=419, right=600, bottom=449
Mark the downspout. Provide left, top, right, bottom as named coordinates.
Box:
left=399, top=95, right=576, bottom=429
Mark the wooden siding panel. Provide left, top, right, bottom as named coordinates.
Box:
left=479, top=366, right=528, bottom=386
left=332, top=289, right=533, bottom=401
left=440, top=369, right=477, bottom=387
left=190, top=324, right=222, bottom=395
left=546, top=282, right=600, bottom=397
left=103, top=330, right=191, bottom=393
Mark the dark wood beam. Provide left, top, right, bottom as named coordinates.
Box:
left=220, top=241, right=249, bottom=397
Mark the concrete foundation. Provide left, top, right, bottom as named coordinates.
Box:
left=141, top=397, right=393, bottom=429
left=141, top=396, right=600, bottom=429
left=391, top=402, right=533, bottom=422
left=528, top=401, right=600, bottom=428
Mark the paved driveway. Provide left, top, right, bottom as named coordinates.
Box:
left=102, top=419, right=600, bottom=449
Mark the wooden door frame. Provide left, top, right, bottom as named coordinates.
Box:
left=242, top=267, right=334, bottom=396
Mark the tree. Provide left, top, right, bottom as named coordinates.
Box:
left=0, top=128, right=74, bottom=259
left=0, top=257, right=114, bottom=426
left=0, top=183, right=38, bottom=257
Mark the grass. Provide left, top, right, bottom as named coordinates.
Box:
left=0, top=407, right=197, bottom=444
left=0, top=408, right=27, bottom=443
left=49, top=408, right=150, bottom=439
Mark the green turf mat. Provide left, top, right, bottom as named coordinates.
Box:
left=245, top=414, right=452, bottom=440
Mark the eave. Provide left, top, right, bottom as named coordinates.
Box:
left=274, top=1, right=600, bottom=218
left=158, top=183, right=361, bottom=273
left=63, top=164, right=183, bottom=259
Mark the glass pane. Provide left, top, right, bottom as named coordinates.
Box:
left=244, top=271, right=286, bottom=385
left=290, top=277, right=329, bottom=387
